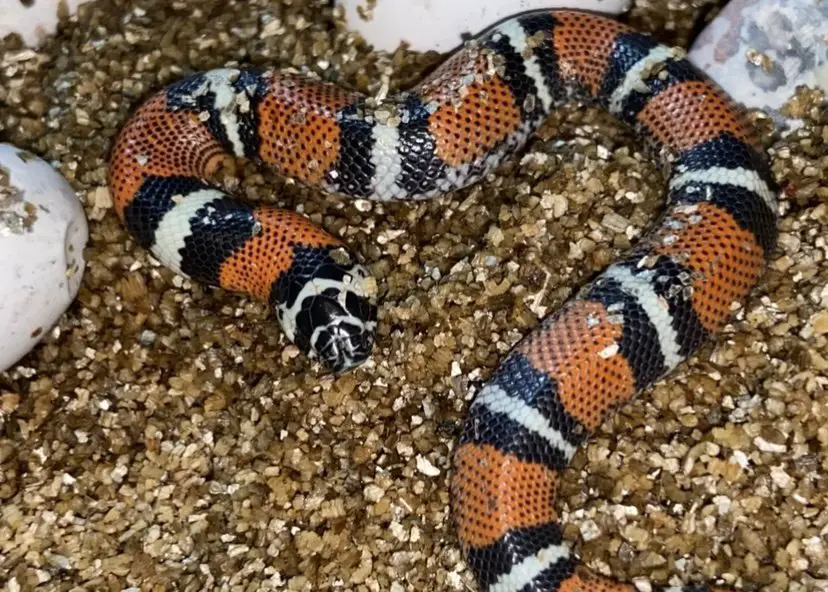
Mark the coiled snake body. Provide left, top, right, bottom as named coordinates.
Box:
left=108, top=10, right=778, bottom=591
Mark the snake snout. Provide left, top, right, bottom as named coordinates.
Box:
left=313, top=314, right=376, bottom=373
left=303, top=286, right=377, bottom=373
left=276, top=255, right=378, bottom=373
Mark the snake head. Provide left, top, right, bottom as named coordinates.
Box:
left=274, top=246, right=378, bottom=373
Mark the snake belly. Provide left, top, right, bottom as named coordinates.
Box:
left=107, top=9, right=779, bottom=592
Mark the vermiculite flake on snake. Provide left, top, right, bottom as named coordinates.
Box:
left=107, top=10, right=778, bottom=592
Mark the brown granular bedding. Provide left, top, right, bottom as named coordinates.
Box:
left=1, top=0, right=826, bottom=590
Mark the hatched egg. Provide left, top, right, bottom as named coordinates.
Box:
left=0, top=144, right=89, bottom=372
left=687, top=0, right=828, bottom=130
left=0, top=0, right=92, bottom=47
left=337, top=0, right=631, bottom=52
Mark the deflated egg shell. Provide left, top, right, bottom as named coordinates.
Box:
left=0, top=144, right=89, bottom=372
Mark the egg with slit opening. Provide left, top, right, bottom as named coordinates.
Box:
left=0, top=144, right=88, bottom=372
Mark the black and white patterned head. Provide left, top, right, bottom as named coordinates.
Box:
left=275, top=247, right=378, bottom=373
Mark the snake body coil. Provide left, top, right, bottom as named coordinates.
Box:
left=109, top=10, right=778, bottom=591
